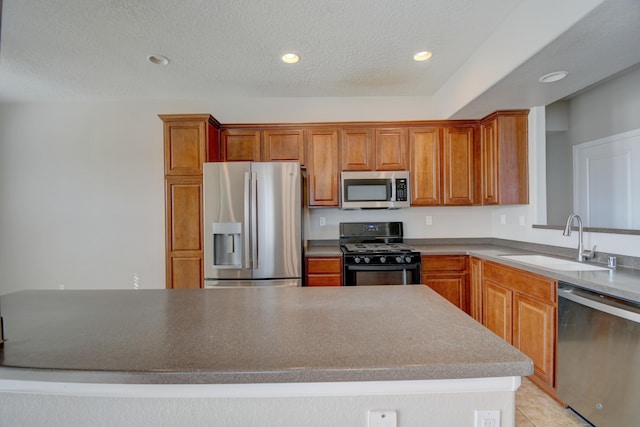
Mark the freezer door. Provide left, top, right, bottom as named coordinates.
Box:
left=203, top=162, right=252, bottom=280
left=251, top=162, right=302, bottom=280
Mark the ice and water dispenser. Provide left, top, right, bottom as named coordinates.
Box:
left=211, top=223, right=242, bottom=268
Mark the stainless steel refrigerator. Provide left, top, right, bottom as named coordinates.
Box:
left=203, top=162, right=302, bottom=288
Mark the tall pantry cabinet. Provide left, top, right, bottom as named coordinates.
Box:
left=160, top=114, right=221, bottom=289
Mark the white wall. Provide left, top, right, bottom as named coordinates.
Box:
left=1, top=99, right=639, bottom=295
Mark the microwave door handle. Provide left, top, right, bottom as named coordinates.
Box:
left=389, top=181, right=394, bottom=201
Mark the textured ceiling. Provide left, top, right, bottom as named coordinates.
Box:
left=0, top=0, right=639, bottom=119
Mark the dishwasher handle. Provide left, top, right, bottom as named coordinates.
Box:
left=558, top=285, right=640, bottom=324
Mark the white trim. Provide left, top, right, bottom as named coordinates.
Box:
left=0, top=376, right=521, bottom=398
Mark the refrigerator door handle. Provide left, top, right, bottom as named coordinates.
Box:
left=251, top=171, right=258, bottom=269
left=243, top=171, right=251, bottom=269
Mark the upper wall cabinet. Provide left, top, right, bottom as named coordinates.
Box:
left=221, top=129, right=261, bottom=162
left=479, top=111, right=529, bottom=205
left=341, top=127, right=408, bottom=171
left=221, top=128, right=306, bottom=165
left=161, top=114, right=221, bottom=175
left=307, top=129, right=340, bottom=207
left=341, top=128, right=374, bottom=171
left=409, top=126, right=474, bottom=206
left=375, top=128, right=408, bottom=170
left=263, top=129, right=305, bottom=165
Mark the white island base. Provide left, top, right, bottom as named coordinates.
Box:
left=1, top=376, right=520, bottom=427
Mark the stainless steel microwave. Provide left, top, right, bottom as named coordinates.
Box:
left=340, top=171, right=410, bottom=209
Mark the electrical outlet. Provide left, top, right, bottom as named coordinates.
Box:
left=425, top=215, right=433, bottom=225
left=319, top=216, right=326, bottom=227
left=500, top=214, right=506, bottom=225
left=519, top=215, right=525, bottom=226
left=368, top=410, right=397, bottom=427
left=133, top=273, right=140, bottom=290
left=58, top=284, right=65, bottom=290
left=474, top=410, right=500, bottom=427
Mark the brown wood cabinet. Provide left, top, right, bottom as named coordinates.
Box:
left=263, top=129, right=305, bottom=165
left=409, top=126, right=474, bottom=206
left=479, top=111, right=529, bottom=205
left=341, top=128, right=374, bottom=171
left=421, top=255, right=469, bottom=314
left=375, top=128, right=408, bottom=170
left=481, top=260, right=557, bottom=392
left=306, top=257, right=342, bottom=286
left=221, top=129, right=261, bottom=162
left=469, top=257, right=483, bottom=322
left=160, top=114, right=220, bottom=289
left=442, top=126, right=474, bottom=205
left=307, top=129, right=340, bottom=207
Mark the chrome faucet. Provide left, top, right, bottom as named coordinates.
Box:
left=563, top=213, right=595, bottom=262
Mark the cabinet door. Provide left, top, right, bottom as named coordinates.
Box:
left=482, top=281, right=512, bottom=342
left=481, top=119, right=499, bottom=205
left=469, top=257, right=483, bottom=323
left=423, top=275, right=468, bottom=312
left=341, top=129, right=374, bottom=171
left=514, top=293, right=556, bottom=388
left=409, top=127, right=441, bottom=205
left=307, top=129, right=340, bottom=206
left=442, top=127, right=474, bottom=205
left=375, top=128, right=408, bottom=170
left=163, top=119, right=209, bottom=176
left=221, top=129, right=261, bottom=162
left=263, top=129, right=305, bottom=165
left=306, top=257, right=342, bottom=286
left=165, top=176, right=203, bottom=289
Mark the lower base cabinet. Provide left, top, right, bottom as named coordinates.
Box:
left=305, top=257, right=342, bottom=286
left=421, top=256, right=469, bottom=314
left=482, top=261, right=557, bottom=394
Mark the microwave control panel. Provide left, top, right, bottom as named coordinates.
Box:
left=395, top=178, right=408, bottom=201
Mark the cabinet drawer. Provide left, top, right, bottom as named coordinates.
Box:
left=306, top=257, right=342, bottom=274
left=483, top=261, right=556, bottom=304
left=421, top=255, right=467, bottom=272
left=307, top=274, right=342, bottom=286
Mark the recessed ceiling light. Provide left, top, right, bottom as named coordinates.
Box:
left=413, top=51, right=433, bottom=62
left=281, top=53, right=300, bottom=64
left=538, top=71, right=568, bottom=83
left=148, top=55, right=170, bottom=65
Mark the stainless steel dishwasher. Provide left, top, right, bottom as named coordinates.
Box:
left=557, top=282, right=640, bottom=427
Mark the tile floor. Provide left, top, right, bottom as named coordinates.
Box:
left=516, top=378, right=591, bottom=426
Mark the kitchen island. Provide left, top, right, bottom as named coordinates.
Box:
left=0, top=286, right=532, bottom=427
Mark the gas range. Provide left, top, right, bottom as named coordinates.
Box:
left=339, top=222, right=421, bottom=285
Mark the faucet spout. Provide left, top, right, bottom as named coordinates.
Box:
left=563, top=213, right=595, bottom=262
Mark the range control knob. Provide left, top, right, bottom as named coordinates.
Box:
left=405, top=256, right=413, bottom=263
left=363, top=257, right=371, bottom=264
left=379, top=256, right=387, bottom=263
left=354, top=257, right=361, bottom=264
left=395, top=256, right=403, bottom=263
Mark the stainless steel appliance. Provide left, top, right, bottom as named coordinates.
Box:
left=558, top=282, right=640, bottom=426
left=341, top=171, right=410, bottom=209
left=340, top=222, right=421, bottom=286
left=203, top=162, right=302, bottom=288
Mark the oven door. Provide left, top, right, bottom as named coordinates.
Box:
left=343, top=263, right=421, bottom=286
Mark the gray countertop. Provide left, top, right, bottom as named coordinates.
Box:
left=306, top=241, right=640, bottom=303
left=0, top=286, right=532, bottom=384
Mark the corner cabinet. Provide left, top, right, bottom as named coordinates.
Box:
left=409, top=126, right=474, bottom=206
left=479, top=111, right=529, bottom=205
left=160, top=114, right=220, bottom=289
left=481, top=261, right=557, bottom=393
left=421, top=255, right=470, bottom=314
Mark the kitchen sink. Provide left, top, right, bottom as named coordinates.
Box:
left=498, top=254, right=609, bottom=271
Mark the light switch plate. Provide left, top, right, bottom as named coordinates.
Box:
left=368, top=410, right=397, bottom=427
